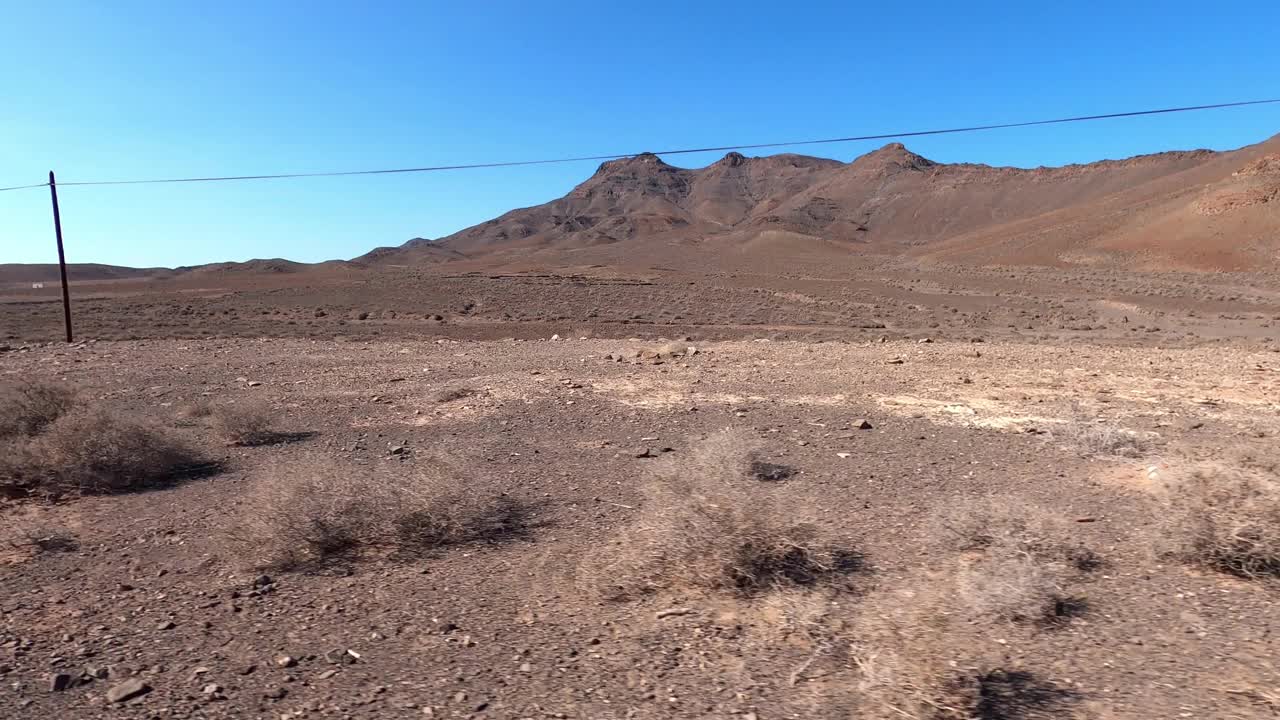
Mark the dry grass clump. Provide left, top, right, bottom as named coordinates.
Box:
left=584, top=429, right=859, bottom=599
left=5, top=524, right=79, bottom=554
left=1160, top=462, right=1280, bottom=580
left=0, top=382, right=77, bottom=438
left=1055, top=420, right=1146, bottom=458
left=851, top=556, right=1082, bottom=719
left=1, top=408, right=206, bottom=496
left=210, top=401, right=277, bottom=446
left=955, top=545, right=1082, bottom=625
left=929, top=497, right=1102, bottom=572
left=178, top=397, right=215, bottom=420
left=230, top=454, right=535, bottom=570
left=432, top=385, right=477, bottom=403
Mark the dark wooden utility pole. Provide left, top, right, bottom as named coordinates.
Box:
left=48, top=171, right=73, bottom=343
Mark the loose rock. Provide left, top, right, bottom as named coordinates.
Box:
left=106, top=678, right=152, bottom=703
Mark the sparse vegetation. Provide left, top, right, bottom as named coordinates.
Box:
left=231, top=454, right=536, bottom=570
left=1, top=407, right=206, bottom=496
left=584, top=429, right=860, bottom=598
left=432, top=385, right=477, bottom=403
left=6, top=524, right=79, bottom=554
left=1055, top=419, right=1146, bottom=458
left=929, top=497, right=1102, bottom=571
left=1161, top=461, right=1280, bottom=580
left=211, top=401, right=277, bottom=446
left=0, top=382, right=77, bottom=439
left=955, top=544, right=1078, bottom=625
left=0, top=382, right=206, bottom=497
left=851, top=551, right=1084, bottom=719
left=179, top=396, right=214, bottom=419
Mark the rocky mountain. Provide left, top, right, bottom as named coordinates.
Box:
left=369, top=132, right=1280, bottom=272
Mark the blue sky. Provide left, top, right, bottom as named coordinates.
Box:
left=2, top=1, right=1278, bottom=267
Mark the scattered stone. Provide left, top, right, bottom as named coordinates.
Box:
left=918, top=338, right=933, bottom=344
left=550, top=334, right=561, bottom=341
left=156, top=620, right=175, bottom=631
left=263, top=686, right=288, bottom=700
left=49, top=672, right=74, bottom=691
left=247, top=381, right=263, bottom=387
left=388, top=443, right=408, bottom=455
left=323, top=648, right=356, bottom=665
left=275, top=655, right=297, bottom=668
left=106, top=678, right=152, bottom=703
left=202, top=683, right=222, bottom=695
left=253, top=574, right=274, bottom=588
left=853, top=419, right=873, bottom=430
left=316, top=669, right=339, bottom=680
left=656, top=608, right=693, bottom=619
left=836, top=452, right=853, bottom=459
left=633, top=447, right=654, bottom=459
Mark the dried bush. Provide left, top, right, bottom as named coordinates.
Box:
left=929, top=497, right=1101, bottom=571
left=1055, top=420, right=1146, bottom=458
left=179, top=397, right=215, bottom=419
left=584, top=429, right=859, bottom=599
left=955, top=544, right=1078, bottom=625
left=1161, top=462, right=1280, bottom=580
left=230, top=454, right=535, bottom=570
left=0, top=382, right=77, bottom=439
left=211, top=402, right=277, bottom=446
left=852, top=556, right=1081, bottom=719
left=1, top=408, right=206, bottom=495
left=6, top=524, right=79, bottom=554
left=432, top=385, right=476, bottom=403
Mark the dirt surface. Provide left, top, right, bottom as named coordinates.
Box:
left=3, top=132, right=1280, bottom=718
left=3, top=329, right=1280, bottom=719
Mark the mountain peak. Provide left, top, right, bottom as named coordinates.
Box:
left=588, top=152, right=675, bottom=178
left=849, top=143, right=936, bottom=173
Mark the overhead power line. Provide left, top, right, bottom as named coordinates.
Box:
left=2, top=97, right=1278, bottom=193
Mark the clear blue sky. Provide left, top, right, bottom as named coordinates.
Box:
left=2, top=1, right=1278, bottom=267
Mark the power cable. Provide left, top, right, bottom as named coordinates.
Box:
left=2, top=97, right=1277, bottom=193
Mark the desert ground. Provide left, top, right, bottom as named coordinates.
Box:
left=2, top=255, right=1280, bottom=720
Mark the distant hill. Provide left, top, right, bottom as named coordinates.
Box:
left=0, top=263, right=169, bottom=285
left=366, top=132, right=1280, bottom=272
left=5, top=133, right=1278, bottom=278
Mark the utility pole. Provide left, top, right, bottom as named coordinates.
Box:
left=48, top=171, right=73, bottom=343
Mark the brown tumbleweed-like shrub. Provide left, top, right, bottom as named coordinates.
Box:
left=584, top=429, right=859, bottom=599
left=0, top=382, right=78, bottom=439
left=1161, top=461, right=1280, bottom=580
left=229, top=453, right=536, bottom=570
left=1, top=407, right=206, bottom=495
left=211, top=402, right=277, bottom=446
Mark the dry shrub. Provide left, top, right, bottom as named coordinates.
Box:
left=211, top=402, right=276, bottom=446
left=955, top=544, right=1081, bottom=625
left=6, top=524, right=79, bottom=554
left=852, top=555, right=1081, bottom=719
left=1055, top=420, right=1146, bottom=458
left=1161, top=462, right=1280, bottom=580
left=0, top=382, right=77, bottom=439
left=230, top=454, right=535, bottom=570
left=179, top=397, right=215, bottom=419
left=1, top=408, right=206, bottom=495
left=929, top=497, right=1101, bottom=572
left=432, top=385, right=476, bottom=403
left=584, top=429, right=859, bottom=599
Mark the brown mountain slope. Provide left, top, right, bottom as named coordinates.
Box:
left=0, top=263, right=169, bottom=285
left=372, top=132, right=1280, bottom=272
